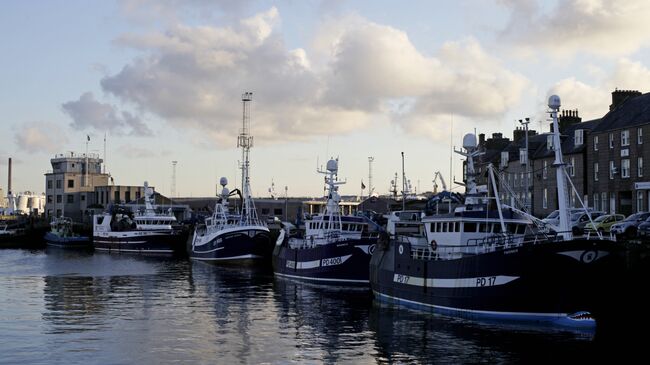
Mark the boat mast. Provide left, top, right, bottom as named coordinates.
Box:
left=238, top=92, right=259, bottom=226
left=549, top=95, right=572, bottom=240
left=401, top=152, right=406, bottom=211
left=317, top=158, right=345, bottom=235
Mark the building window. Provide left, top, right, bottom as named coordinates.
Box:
left=47, top=195, right=53, bottom=203
left=67, top=194, right=74, bottom=204
left=543, top=161, right=548, bottom=179
left=114, top=191, right=120, bottom=203
left=81, top=194, right=86, bottom=201
left=68, top=179, right=74, bottom=188
left=56, top=180, right=62, bottom=189
left=574, top=129, right=584, bottom=145
left=125, top=191, right=131, bottom=203
left=519, top=149, right=527, bottom=165
left=500, top=151, right=509, bottom=167
left=638, top=191, right=645, bottom=213
left=601, top=192, right=608, bottom=213
left=594, top=136, right=599, bottom=151
left=639, top=128, right=643, bottom=144
left=513, top=173, right=518, bottom=187
left=609, top=133, right=614, bottom=148
left=569, top=157, right=575, bottom=177
left=639, top=157, right=644, bottom=177
left=621, top=130, right=630, bottom=146
left=47, top=180, right=52, bottom=189
left=622, top=159, right=630, bottom=178
left=56, top=195, right=62, bottom=203
left=547, top=135, right=554, bottom=150
left=594, top=163, right=599, bottom=181
left=56, top=209, right=62, bottom=217
left=543, top=188, right=548, bottom=209
left=610, top=161, right=615, bottom=179
left=593, top=194, right=599, bottom=211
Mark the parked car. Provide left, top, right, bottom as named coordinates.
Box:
left=610, top=212, right=650, bottom=238
left=570, top=211, right=606, bottom=235
left=583, top=214, right=626, bottom=235
left=635, top=217, right=650, bottom=238
left=542, top=208, right=594, bottom=230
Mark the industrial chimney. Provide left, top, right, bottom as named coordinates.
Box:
left=7, top=157, right=12, bottom=195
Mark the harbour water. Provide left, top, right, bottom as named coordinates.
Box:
left=0, top=248, right=644, bottom=364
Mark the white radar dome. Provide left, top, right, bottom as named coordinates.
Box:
left=548, top=95, right=561, bottom=110
left=326, top=159, right=338, bottom=172
left=463, top=133, right=477, bottom=150
left=220, top=177, right=228, bottom=187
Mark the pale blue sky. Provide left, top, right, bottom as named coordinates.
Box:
left=2, top=0, right=650, bottom=198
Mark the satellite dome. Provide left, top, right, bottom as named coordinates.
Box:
left=548, top=95, right=561, bottom=110
left=219, top=177, right=228, bottom=187
left=326, top=159, right=338, bottom=172
left=462, top=133, right=477, bottom=150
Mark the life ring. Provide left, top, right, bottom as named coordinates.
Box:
left=430, top=239, right=438, bottom=251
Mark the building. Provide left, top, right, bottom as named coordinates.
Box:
left=44, top=152, right=148, bottom=222
left=44, top=152, right=109, bottom=220
left=587, top=90, right=650, bottom=216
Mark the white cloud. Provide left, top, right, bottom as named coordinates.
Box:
left=499, top=0, right=650, bottom=57
left=14, top=122, right=69, bottom=154
left=61, top=92, right=153, bottom=136
left=99, top=8, right=528, bottom=146
left=547, top=58, right=650, bottom=120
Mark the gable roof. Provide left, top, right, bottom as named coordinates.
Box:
left=591, top=92, right=650, bottom=133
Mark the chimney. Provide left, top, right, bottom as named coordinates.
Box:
left=610, top=89, right=642, bottom=110
left=479, top=133, right=485, bottom=146
left=552, top=109, right=582, bottom=133
left=7, top=157, right=12, bottom=195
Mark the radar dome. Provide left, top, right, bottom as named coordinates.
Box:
left=326, top=159, right=338, bottom=172
left=144, top=181, right=149, bottom=188
left=219, top=177, right=228, bottom=187
left=548, top=95, right=561, bottom=110
left=462, top=133, right=477, bottom=150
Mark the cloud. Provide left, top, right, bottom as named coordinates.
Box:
left=547, top=58, right=650, bottom=120
left=14, top=122, right=69, bottom=154
left=499, top=0, right=650, bottom=57
left=61, top=92, right=153, bottom=136
left=118, top=145, right=171, bottom=158
left=99, top=8, right=528, bottom=146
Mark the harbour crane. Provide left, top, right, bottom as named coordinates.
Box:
left=433, top=171, right=447, bottom=193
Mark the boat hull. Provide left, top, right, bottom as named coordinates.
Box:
left=370, top=238, right=627, bottom=328
left=190, top=227, right=272, bottom=264
left=93, top=230, right=186, bottom=255
left=272, top=238, right=376, bottom=286
left=44, top=232, right=91, bottom=248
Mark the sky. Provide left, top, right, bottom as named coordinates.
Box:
left=2, top=0, right=650, bottom=198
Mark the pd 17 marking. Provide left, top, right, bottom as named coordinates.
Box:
left=476, top=276, right=497, bottom=287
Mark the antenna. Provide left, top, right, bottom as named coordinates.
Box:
left=368, top=156, right=374, bottom=198
left=237, top=92, right=260, bottom=225
left=171, top=161, right=178, bottom=198
left=450, top=114, right=453, bottom=188
left=103, top=132, right=107, bottom=174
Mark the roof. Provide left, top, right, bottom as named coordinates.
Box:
left=531, top=118, right=601, bottom=159
left=591, top=92, right=650, bottom=133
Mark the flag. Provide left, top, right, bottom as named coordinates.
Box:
left=87, top=135, right=90, bottom=142
left=361, top=180, right=366, bottom=190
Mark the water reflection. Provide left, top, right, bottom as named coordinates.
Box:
left=1, top=249, right=646, bottom=364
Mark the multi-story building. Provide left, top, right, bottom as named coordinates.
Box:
left=587, top=90, right=650, bottom=216
left=44, top=152, right=109, bottom=220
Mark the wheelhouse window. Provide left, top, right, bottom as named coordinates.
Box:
left=463, top=222, right=476, bottom=232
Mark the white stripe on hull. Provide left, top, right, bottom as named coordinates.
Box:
left=191, top=254, right=263, bottom=261
left=94, top=248, right=173, bottom=253
left=275, top=272, right=368, bottom=284
left=94, top=240, right=148, bottom=244
left=392, top=274, right=519, bottom=288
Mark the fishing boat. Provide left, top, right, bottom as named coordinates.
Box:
left=370, top=95, right=627, bottom=329
left=272, top=157, right=380, bottom=285
left=44, top=216, right=91, bottom=248
left=189, top=92, right=271, bottom=264
left=93, top=181, right=185, bottom=254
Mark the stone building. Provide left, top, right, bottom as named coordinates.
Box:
left=587, top=90, right=650, bottom=216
